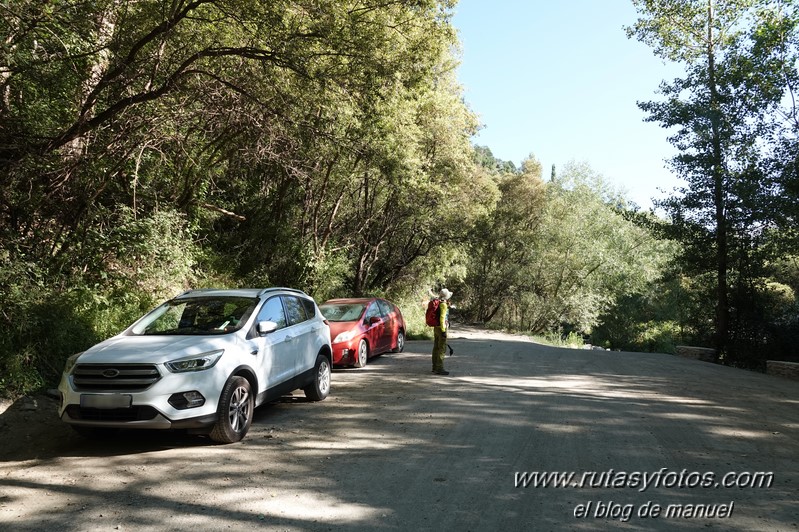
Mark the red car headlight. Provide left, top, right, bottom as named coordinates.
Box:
left=333, top=330, right=356, bottom=343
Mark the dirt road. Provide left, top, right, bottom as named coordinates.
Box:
left=1, top=326, right=798, bottom=531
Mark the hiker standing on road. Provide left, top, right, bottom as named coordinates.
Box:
left=431, top=288, right=452, bottom=375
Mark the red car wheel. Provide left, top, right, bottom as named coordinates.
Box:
left=354, top=339, right=368, bottom=368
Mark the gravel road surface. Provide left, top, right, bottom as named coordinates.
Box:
left=1, top=326, right=798, bottom=531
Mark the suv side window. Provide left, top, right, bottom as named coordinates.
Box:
left=257, top=296, right=287, bottom=329
left=300, top=297, right=316, bottom=319
left=283, top=296, right=308, bottom=326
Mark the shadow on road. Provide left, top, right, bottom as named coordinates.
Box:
left=1, top=334, right=798, bottom=531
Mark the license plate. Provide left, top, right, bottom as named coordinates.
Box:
left=80, top=394, right=132, bottom=409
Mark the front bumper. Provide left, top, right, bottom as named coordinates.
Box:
left=59, top=403, right=218, bottom=430
left=57, top=365, right=227, bottom=430
left=331, top=343, right=357, bottom=365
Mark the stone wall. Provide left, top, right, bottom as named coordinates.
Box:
left=674, top=345, right=718, bottom=363
left=766, top=361, right=799, bottom=381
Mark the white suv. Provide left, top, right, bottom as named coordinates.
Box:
left=58, top=288, right=332, bottom=443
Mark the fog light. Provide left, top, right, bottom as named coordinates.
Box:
left=168, top=391, right=206, bottom=410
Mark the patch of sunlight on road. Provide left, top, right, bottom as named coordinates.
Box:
left=704, top=427, right=779, bottom=439
left=534, top=423, right=582, bottom=433
left=659, top=412, right=721, bottom=422
left=457, top=375, right=743, bottom=411
left=458, top=374, right=652, bottom=398
left=287, top=431, right=429, bottom=451
left=457, top=375, right=591, bottom=390
left=220, top=490, right=388, bottom=524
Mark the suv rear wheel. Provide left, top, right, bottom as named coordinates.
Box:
left=210, top=376, right=253, bottom=443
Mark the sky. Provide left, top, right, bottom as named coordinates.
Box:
left=451, top=1, right=686, bottom=210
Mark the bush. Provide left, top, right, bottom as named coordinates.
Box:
left=633, top=321, right=680, bottom=354
left=0, top=208, right=201, bottom=398
left=538, top=331, right=585, bottom=349
left=402, top=296, right=435, bottom=340
left=0, top=277, right=163, bottom=398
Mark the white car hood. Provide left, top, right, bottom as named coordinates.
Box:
left=78, top=334, right=237, bottom=364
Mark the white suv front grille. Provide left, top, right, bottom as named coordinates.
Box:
left=72, top=364, right=161, bottom=392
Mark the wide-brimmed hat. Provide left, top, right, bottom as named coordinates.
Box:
left=439, top=288, right=453, bottom=300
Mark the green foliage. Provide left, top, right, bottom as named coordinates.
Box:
left=726, top=276, right=799, bottom=367
left=594, top=312, right=683, bottom=354
left=539, top=331, right=585, bottom=349
left=459, top=155, right=543, bottom=323
left=0, top=262, right=96, bottom=397
left=0, top=208, right=201, bottom=397
left=0, top=0, right=489, bottom=396
left=305, top=249, right=353, bottom=303
left=632, top=321, right=682, bottom=354
left=396, top=293, right=436, bottom=340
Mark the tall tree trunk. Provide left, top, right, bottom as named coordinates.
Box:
left=706, top=0, right=729, bottom=356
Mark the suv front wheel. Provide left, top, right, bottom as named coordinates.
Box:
left=210, top=376, right=254, bottom=443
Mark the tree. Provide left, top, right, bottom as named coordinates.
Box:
left=518, top=162, right=670, bottom=335
left=460, top=158, right=670, bottom=335
left=201, top=1, right=491, bottom=296
left=461, top=155, right=544, bottom=323
left=627, top=0, right=796, bottom=360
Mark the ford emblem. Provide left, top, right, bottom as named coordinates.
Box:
left=102, top=369, right=120, bottom=378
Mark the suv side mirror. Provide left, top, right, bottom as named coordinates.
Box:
left=368, top=316, right=381, bottom=325
left=257, top=321, right=279, bottom=335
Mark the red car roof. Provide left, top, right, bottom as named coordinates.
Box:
left=322, top=297, right=376, bottom=304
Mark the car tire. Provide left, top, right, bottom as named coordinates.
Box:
left=392, top=330, right=405, bottom=353
left=354, top=339, right=368, bottom=368
left=304, top=354, right=331, bottom=401
left=209, top=376, right=253, bottom=444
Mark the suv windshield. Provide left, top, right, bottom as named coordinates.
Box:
left=130, top=296, right=258, bottom=335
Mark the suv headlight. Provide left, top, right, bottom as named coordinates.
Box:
left=63, top=352, right=84, bottom=375
left=165, top=350, right=224, bottom=373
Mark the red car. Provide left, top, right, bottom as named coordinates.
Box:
left=319, top=297, right=406, bottom=367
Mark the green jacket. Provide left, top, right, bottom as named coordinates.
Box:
left=438, top=300, right=449, bottom=332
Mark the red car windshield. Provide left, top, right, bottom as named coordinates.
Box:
left=320, top=303, right=366, bottom=322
